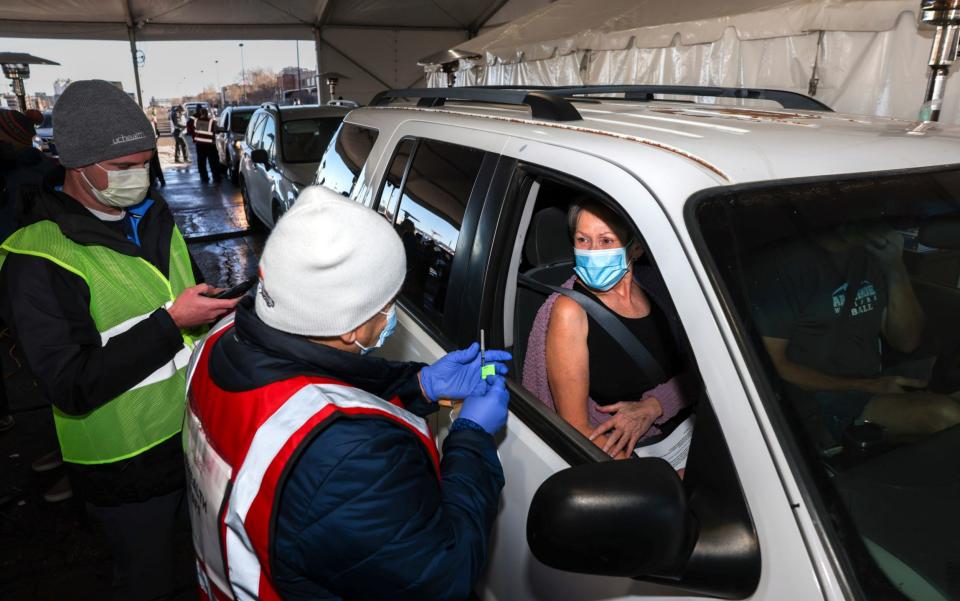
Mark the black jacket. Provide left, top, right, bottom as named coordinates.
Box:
left=209, top=301, right=505, bottom=600
left=0, top=181, right=194, bottom=505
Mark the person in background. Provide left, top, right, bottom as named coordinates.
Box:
left=0, top=80, right=240, bottom=599
left=0, top=108, right=59, bottom=434
left=185, top=186, right=510, bottom=601
left=188, top=107, right=219, bottom=183
left=750, top=222, right=960, bottom=445
left=169, top=105, right=190, bottom=163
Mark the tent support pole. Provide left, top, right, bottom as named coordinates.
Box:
left=314, top=27, right=325, bottom=104
left=127, top=25, right=143, bottom=108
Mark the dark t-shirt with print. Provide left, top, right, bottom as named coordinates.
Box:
left=749, top=240, right=888, bottom=378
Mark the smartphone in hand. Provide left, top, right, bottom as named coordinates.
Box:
left=203, top=278, right=257, bottom=299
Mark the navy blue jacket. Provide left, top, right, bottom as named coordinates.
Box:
left=208, top=300, right=505, bottom=600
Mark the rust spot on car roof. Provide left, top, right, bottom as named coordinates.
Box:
left=650, top=105, right=818, bottom=126
left=367, top=105, right=732, bottom=182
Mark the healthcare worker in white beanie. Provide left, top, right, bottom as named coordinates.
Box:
left=184, top=185, right=511, bottom=601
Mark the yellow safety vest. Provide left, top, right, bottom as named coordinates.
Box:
left=0, top=219, right=200, bottom=464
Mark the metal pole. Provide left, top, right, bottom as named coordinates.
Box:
left=920, top=0, right=960, bottom=121
left=215, top=59, right=224, bottom=108
left=313, top=27, right=324, bottom=104
left=296, top=40, right=302, bottom=104
left=239, top=42, right=247, bottom=102
left=127, top=25, right=144, bottom=107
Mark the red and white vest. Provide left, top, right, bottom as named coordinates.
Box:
left=183, top=315, right=440, bottom=601
left=192, top=117, right=215, bottom=145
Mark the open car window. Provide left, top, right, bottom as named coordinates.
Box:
left=691, top=167, right=960, bottom=601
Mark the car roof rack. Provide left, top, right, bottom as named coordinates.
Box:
left=370, top=85, right=831, bottom=121
left=551, top=85, right=832, bottom=112
left=370, top=87, right=583, bottom=121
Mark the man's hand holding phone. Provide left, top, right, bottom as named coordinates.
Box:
left=168, top=284, right=242, bottom=329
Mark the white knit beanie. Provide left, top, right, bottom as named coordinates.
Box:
left=255, top=186, right=406, bottom=336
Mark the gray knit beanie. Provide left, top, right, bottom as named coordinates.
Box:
left=53, top=80, right=155, bottom=168
left=255, top=186, right=407, bottom=337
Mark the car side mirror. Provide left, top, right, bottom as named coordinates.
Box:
left=251, top=148, right=270, bottom=166
left=527, top=458, right=695, bottom=578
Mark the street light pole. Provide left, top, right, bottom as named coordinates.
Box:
left=239, top=42, right=247, bottom=102
left=214, top=59, right=224, bottom=108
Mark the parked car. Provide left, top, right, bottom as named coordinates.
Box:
left=215, top=105, right=257, bottom=184
left=184, top=101, right=210, bottom=118
left=34, top=110, right=55, bottom=155
left=238, top=103, right=348, bottom=229
left=311, top=85, right=960, bottom=601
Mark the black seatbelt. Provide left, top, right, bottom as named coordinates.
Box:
left=518, top=273, right=667, bottom=384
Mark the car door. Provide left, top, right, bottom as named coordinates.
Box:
left=216, top=111, right=229, bottom=164
left=240, top=112, right=265, bottom=183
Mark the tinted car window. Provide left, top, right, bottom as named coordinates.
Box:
left=693, top=168, right=960, bottom=601
left=314, top=123, right=378, bottom=196
left=377, top=139, right=417, bottom=223
left=231, top=111, right=253, bottom=134
left=247, top=114, right=266, bottom=148
left=261, top=116, right=277, bottom=156
left=281, top=118, right=342, bottom=164
left=391, top=139, right=484, bottom=328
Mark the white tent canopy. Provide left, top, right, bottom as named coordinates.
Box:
left=0, top=0, right=541, bottom=104
left=427, top=0, right=960, bottom=124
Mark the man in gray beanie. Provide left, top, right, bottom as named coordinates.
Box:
left=0, top=79, right=240, bottom=600
left=185, top=185, right=512, bottom=600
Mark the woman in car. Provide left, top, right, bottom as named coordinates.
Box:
left=523, top=199, right=690, bottom=459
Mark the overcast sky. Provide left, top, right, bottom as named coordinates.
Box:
left=0, top=37, right=316, bottom=100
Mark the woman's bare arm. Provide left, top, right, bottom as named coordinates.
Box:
left=546, top=296, right=613, bottom=450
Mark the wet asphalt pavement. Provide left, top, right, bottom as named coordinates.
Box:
left=0, top=140, right=265, bottom=600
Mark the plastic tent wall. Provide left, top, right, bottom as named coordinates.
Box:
left=427, top=1, right=959, bottom=124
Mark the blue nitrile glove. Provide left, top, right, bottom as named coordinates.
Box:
left=419, top=342, right=511, bottom=402
left=458, top=375, right=510, bottom=435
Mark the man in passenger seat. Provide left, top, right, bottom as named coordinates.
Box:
left=523, top=199, right=692, bottom=459
left=750, top=222, right=960, bottom=444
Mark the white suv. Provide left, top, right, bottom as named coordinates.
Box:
left=313, top=86, right=960, bottom=601
left=238, top=103, right=348, bottom=229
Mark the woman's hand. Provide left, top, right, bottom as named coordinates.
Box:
left=589, top=397, right=663, bottom=458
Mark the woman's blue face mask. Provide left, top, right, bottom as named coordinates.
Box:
left=355, top=305, right=397, bottom=355
left=574, top=246, right=630, bottom=291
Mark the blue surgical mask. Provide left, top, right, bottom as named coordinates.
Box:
left=356, top=305, right=397, bottom=355
left=574, top=247, right=630, bottom=291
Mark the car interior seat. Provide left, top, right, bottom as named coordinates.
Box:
left=513, top=207, right=574, bottom=373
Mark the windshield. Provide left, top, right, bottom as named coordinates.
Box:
left=230, top=111, right=253, bottom=134
left=281, top=117, right=342, bottom=164
left=692, top=167, right=960, bottom=601
left=41, top=112, right=53, bottom=129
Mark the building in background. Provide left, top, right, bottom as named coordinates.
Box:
left=279, top=67, right=317, bottom=104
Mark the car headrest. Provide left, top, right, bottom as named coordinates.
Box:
left=524, top=207, right=573, bottom=267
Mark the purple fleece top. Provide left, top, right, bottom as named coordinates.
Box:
left=521, top=273, right=688, bottom=441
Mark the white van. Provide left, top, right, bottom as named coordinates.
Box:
left=313, top=86, right=960, bottom=601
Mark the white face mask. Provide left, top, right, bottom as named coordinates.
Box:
left=81, top=162, right=150, bottom=208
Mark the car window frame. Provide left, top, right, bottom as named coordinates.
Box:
left=471, top=156, right=764, bottom=596
left=313, top=122, right=381, bottom=198
left=261, top=114, right=278, bottom=160
left=247, top=113, right=266, bottom=149
left=370, top=135, right=496, bottom=348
